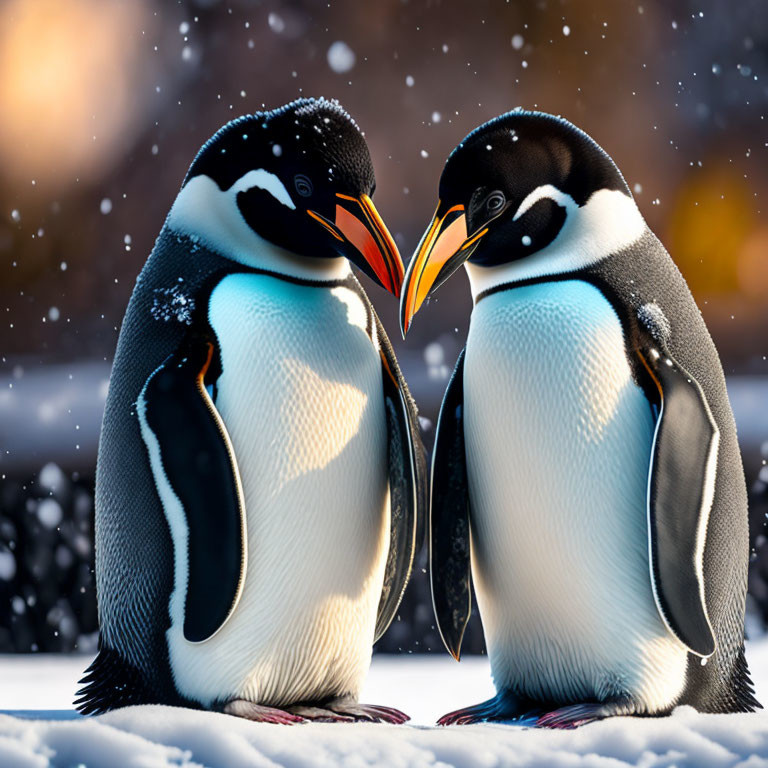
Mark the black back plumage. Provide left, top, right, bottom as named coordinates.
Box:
left=585, top=231, right=757, bottom=713
left=77, top=230, right=232, bottom=713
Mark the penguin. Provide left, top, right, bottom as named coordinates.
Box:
left=76, top=97, right=427, bottom=723
left=399, top=110, right=759, bottom=727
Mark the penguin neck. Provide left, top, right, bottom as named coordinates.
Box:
left=464, top=188, right=646, bottom=302
left=165, top=174, right=351, bottom=283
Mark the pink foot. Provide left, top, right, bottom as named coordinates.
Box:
left=287, top=698, right=409, bottom=724
left=536, top=699, right=635, bottom=729
left=223, top=699, right=305, bottom=724
left=327, top=699, right=410, bottom=724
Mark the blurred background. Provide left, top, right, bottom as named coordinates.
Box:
left=0, top=0, right=766, bottom=657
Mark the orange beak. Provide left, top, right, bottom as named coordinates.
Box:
left=400, top=201, right=487, bottom=336
left=308, top=193, right=404, bottom=297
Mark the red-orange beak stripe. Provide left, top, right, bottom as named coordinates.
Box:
left=334, top=194, right=404, bottom=297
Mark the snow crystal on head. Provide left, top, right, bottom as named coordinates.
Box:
left=637, top=301, right=671, bottom=345
left=279, top=96, right=374, bottom=195
left=293, top=97, right=359, bottom=132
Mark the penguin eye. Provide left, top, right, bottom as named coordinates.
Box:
left=294, top=175, right=313, bottom=197
left=486, top=191, right=506, bottom=214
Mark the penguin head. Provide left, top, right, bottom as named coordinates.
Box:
left=180, top=97, right=403, bottom=295
left=400, top=110, right=631, bottom=332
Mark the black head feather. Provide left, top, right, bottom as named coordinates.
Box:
left=185, top=97, right=374, bottom=196
left=440, top=110, right=631, bottom=266
left=182, top=97, right=376, bottom=259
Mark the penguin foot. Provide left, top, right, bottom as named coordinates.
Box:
left=285, top=705, right=356, bottom=723
left=321, top=696, right=410, bottom=724
left=536, top=699, right=636, bottom=729
left=223, top=699, right=306, bottom=724
left=437, top=691, right=539, bottom=726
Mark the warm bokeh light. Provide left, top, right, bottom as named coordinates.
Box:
left=738, top=227, right=768, bottom=301
left=668, top=167, right=754, bottom=295
left=0, top=0, right=150, bottom=190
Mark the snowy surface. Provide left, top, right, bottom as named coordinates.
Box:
left=0, top=647, right=768, bottom=767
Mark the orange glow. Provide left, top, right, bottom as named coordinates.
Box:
left=0, top=0, right=150, bottom=189
left=667, top=167, right=753, bottom=295
left=737, top=227, right=768, bottom=301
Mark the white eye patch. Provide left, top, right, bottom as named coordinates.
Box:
left=464, top=187, right=646, bottom=300
left=230, top=168, right=296, bottom=210
left=167, top=173, right=351, bottom=281
left=513, top=184, right=577, bottom=221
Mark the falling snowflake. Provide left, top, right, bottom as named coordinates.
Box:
left=267, top=12, right=285, bottom=33
left=151, top=283, right=195, bottom=325
left=37, top=498, right=63, bottom=530
left=0, top=549, right=16, bottom=581
left=327, top=41, right=356, bottom=73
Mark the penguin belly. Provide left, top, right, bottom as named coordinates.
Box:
left=165, top=273, right=390, bottom=708
left=464, top=279, right=689, bottom=713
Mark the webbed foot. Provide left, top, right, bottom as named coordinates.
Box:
left=223, top=699, right=305, bottom=724
left=536, top=698, right=637, bottom=729
left=316, top=696, right=409, bottom=723
left=326, top=697, right=411, bottom=725
left=437, top=691, right=539, bottom=726
left=285, top=704, right=355, bottom=723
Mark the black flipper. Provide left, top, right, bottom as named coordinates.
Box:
left=373, top=318, right=425, bottom=642
left=430, top=349, right=472, bottom=660
left=636, top=323, right=718, bottom=658
left=138, top=331, right=246, bottom=644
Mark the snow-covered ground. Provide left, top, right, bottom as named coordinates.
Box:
left=1, top=645, right=768, bottom=767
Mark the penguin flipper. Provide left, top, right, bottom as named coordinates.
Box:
left=636, top=326, right=718, bottom=658
left=373, top=315, right=426, bottom=642
left=138, top=332, right=246, bottom=644
left=430, top=349, right=472, bottom=660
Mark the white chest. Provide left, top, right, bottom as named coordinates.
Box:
left=463, top=280, right=688, bottom=712
left=165, top=274, right=390, bottom=707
